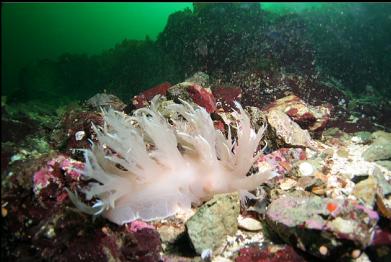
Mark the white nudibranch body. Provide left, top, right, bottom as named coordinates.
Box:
left=68, top=96, right=273, bottom=225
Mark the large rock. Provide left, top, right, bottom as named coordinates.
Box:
left=372, top=131, right=391, bottom=144
left=184, top=71, right=210, bottom=87
left=362, top=131, right=391, bottom=162
left=376, top=160, right=391, bottom=171
left=266, top=195, right=379, bottom=259
left=264, top=94, right=331, bottom=133
left=186, top=192, right=240, bottom=254
left=363, top=144, right=391, bottom=162
left=352, top=176, right=378, bottom=208
left=236, top=244, right=307, bottom=262
left=266, top=109, right=317, bottom=150
left=86, top=93, right=126, bottom=111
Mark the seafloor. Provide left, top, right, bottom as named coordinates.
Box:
left=2, top=3, right=391, bottom=262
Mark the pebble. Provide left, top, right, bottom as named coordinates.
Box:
left=75, top=130, right=85, bottom=141
left=299, top=162, right=314, bottom=176
left=237, top=215, right=263, bottom=231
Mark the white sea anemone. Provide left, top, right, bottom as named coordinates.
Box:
left=68, top=96, right=273, bottom=225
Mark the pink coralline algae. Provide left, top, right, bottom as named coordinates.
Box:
left=257, top=148, right=307, bottom=175
left=266, top=195, right=380, bottom=258
left=33, top=155, right=84, bottom=205
left=126, top=220, right=155, bottom=233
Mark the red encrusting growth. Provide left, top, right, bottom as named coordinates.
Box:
left=327, top=202, right=338, bottom=213
left=187, top=83, right=217, bottom=113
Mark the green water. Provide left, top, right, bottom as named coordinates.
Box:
left=2, top=2, right=390, bottom=104
left=1, top=3, right=193, bottom=95
left=1, top=2, right=330, bottom=96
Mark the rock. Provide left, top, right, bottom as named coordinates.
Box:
left=245, top=106, right=268, bottom=131
left=297, top=162, right=315, bottom=176
left=167, top=82, right=217, bottom=113
left=375, top=193, right=391, bottom=219
left=156, top=223, right=186, bottom=245
left=264, top=94, right=331, bottom=132
left=290, top=158, right=324, bottom=178
left=257, top=147, right=307, bottom=176
left=33, top=154, right=84, bottom=208
left=266, top=195, right=379, bottom=259
left=266, top=109, right=317, bottom=150
left=54, top=109, right=103, bottom=160
left=2, top=116, right=39, bottom=143
left=122, top=224, right=162, bottom=261
left=162, top=255, right=195, bottom=262
left=366, top=226, right=391, bottom=262
left=296, top=176, right=326, bottom=195
left=186, top=193, right=240, bottom=254
left=4, top=175, right=162, bottom=262
left=1, top=106, right=43, bottom=143
left=213, top=87, right=242, bottom=112
left=374, top=170, right=391, bottom=197
left=351, top=131, right=373, bottom=144
left=375, top=160, right=391, bottom=171
left=247, top=188, right=269, bottom=216
left=352, top=176, right=378, bottom=208
left=236, top=244, right=307, bottom=262
left=131, top=82, right=172, bottom=109
left=154, top=218, right=192, bottom=256
left=185, top=71, right=210, bottom=87
left=363, top=144, right=391, bottom=162
left=86, top=93, right=126, bottom=111
left=237, top=215, right=263, bottom=232
left=372, top=131, right=391, bottom=144
left=363, top=131, right=391, bottom=162
left=279, top=178, right=298, bottom=191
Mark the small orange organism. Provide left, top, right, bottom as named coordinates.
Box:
left=327, top=202, right=338, bottom=213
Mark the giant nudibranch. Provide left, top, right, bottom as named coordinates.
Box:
left=68, top=96, right=273, bottom=225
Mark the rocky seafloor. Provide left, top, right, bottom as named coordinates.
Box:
left=2, top=71, right=391, bottom=262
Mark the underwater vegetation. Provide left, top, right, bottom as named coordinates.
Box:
left=2, top=3, right=391, bottom=261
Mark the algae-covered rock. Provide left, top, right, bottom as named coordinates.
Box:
left=264, top=94, right=331, bottom=133
left=362, top=144, right=391, bottom=162
left=376, top=160, right=391, bottom=171
left=184, top=71, right=210, bottom=88
left=266, top=195, right=379, bottom=259
left=352, top=176, right=378, bottom=208
left=186, top=192, right=240, bottom=254
left=372, top=131, right=391, bottom=144
left=86, top=93, right=126, bottom=111
left=363, top=131, right=391, bottom=162
left=266, top=109, right=317, bottom=150
left=351, top=131, right=373, bottom=144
